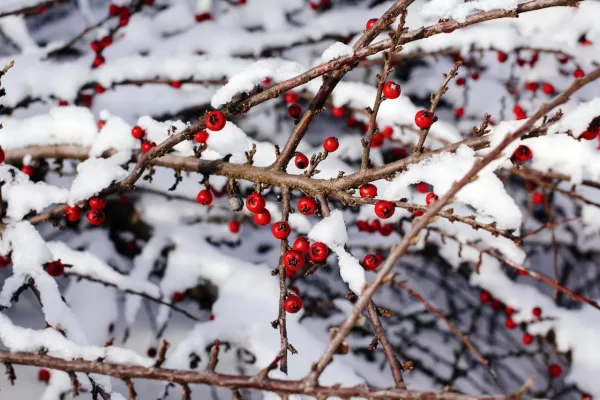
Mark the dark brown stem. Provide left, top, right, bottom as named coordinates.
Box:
left=366, top=301, right=404, bottom=386
left=277, top=186, right=291, bottom=373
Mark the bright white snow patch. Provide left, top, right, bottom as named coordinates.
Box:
left=321, top=42, right=354, bottom=63
left=68, top=152, right=130, bottom=204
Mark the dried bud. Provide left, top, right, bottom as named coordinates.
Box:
left=229, top=195, right=243, bottom=211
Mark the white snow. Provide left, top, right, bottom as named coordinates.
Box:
left=321, top=41, right=354, bottom=63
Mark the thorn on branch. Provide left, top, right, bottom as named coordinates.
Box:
left=4, top=362, right=15, bottom=385
left=124, top=377, right=137, bottom=400
left=154, top=340, right=170, bottom=368
left=181, top=383, right=191, bottom=400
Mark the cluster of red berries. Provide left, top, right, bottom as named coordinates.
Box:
left=108, top=3, right=131, bottom=26
left=283, top=237, right=329, bottom=275
left=356, top=219, right=393, bottom=236
left=64, top=195, right=107, bottom=226
left=131, top=126, right=157, bottom=153
left=244, top=192, right=271, bottom=225
left=524, top=81, right=555, bottom=95
left=90, top=34, right=112, bottom=68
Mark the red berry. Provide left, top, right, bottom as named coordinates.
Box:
left=513, top=145, right=533, bottom=163
left=331, top=106, right=345, bottom=118
left=425, top=192, right=438, bottom=205
left=581, top=129, right=598, bottom=140
left=21, top=165, right=34, bottom=176
left=365, top=18, right=377, bottom=30
left=246, top=193, right=266, bottom=213
left=309, top=242, right=328, bottom=262
left=471, top=72, right=479, bottom=80
left=392, top=147, right=408, bottom=159
left=58, top=99, right=68, bottom=106
left=548, top=363, right=562, bottom=378
left=558, top=55, right=569, bottom=64
left=172, top=291, right=185, bottom=303
left=516, top=58, right=526, bottom=67
left=531, top=192, right=544, bottom=205
left=356, top=220, right=369, bottom=231
left=272, top=221, right=291, bottom=240
left=205, top=110, right=226, bottom=131
left=286, top=269, right=296, bottom=278
left=525, top=81, right=538, bottom=92
left=454, top=107, right=464, bottom=118
left=368, top=219, right=381, bottom=233
left=370, top=133, right=384, bottom=148
left=95, top=84, right=106, bottom=94
left=141, top=141, right=156, bottom=153
left=262, top=76, right=271, bottom=85
left=170, top=81, right=182, bottom=89
left=532, top=306, right=542, bottom=318
left=254, top=209, right=271, bottom=226
left=283, top=250, right=304, bottom=271
left=93, top=54, right=105, bottom=68
left=284, top=92, right=298, bottom=104
left=415, top=110, right=435, bottom=129
left=147, top=347, right=157, bottom=357
left=359, top=184, right=377, bottom=198
left=374, top=200, right=395, bottom=219
left=298, top=197, right=317, bottom=216
left=382, top=81, right=401, bottom=99
left=196, top=189, right=213, bottom=205
left=480, top=291, right=491, bottom=303
left=542, top=83, right=554, bottom=95
left=346, top=116, right=358, bottom=128
left=284, top=295, right=303, bottom=313
left=574, top=68, right=585, bottom=78
left=194, top=130, right=209, bottom=143
left=288, top=104, right=302, bottom=118
left=416, top=182, right=429, bottom=193
left=294, top=153, right=309, bottom=169
left=582, top=393, right=592, bottom=400
left=379, top=223, right=393, bottom=236
left=90, top=40, right=102, bottom=52
left=505, top=318, right=517, bottom=330
left=292, top=237, right=309, bottom=253
left=108, top=3, right=120, bottom=15
left=118, top=15, right=130, bottom=26
left=87, top=209, right=105, bottom=225
left=100, top=35, right=112, bottom=48
left=497, top=51, right=508, bottom=63
left=46, top=260, right=64, bottom=277
left=522, top=333, right=534, bottom=345
left=65, top=205, right=82, bottom=222
left=89, top=196, right=106, bottom=209
left=0, top=256, right=11, bottom=268
left=323, top=137, right=339, bottom=152
left=131, top=126, right=145, bottom=139
left=456, top=77, right=465, bottom=86
left=38, top=368, right=50, bottom=382
left=228, top=220, right=240, bottom=233
left=195, top=12, right=211, bottom=22
left=363, top=254, right=382, bottom=271
left=381, top=126, right=394, bottom=139
left=413, top=209, right=424, bottom=217
left=505, top=306, right=515, bottom=316
left=0, top=147, right=4, bottom=163
left=289, top=286, right=300, bottom=295
left=491, top=299, right=502, bottom=310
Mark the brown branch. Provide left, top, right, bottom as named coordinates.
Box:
left=366, top=300, right=404, bottom=386
left=277, top=186, right=291, bottom=373
left=0, top=350, right=513, bottom=400
left=0, top=0, right=68, bottom=18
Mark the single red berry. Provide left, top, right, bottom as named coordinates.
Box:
left=131, top=126, right=145, bottom=139
left=516, top=58, right=526, bottom=67
left=95, top=84, right=106, bottom=94
left=392, top=147, right=408, bottom=159
left=513, top=104, right=525, bottom=116
left=92, top=54, right=105, bottom=68
left=147, top=347, right=157, bottom=357
left=522, top=333, right=534, bottom=345
left=370, top=132, right=384, bottom=148
left=532, top=306, right=542, bottom=318
left=346, top=116, right=358, bottom=128
left=108, top=3, right=120, bottom=15
left=87, top=209, right=105, bottom=225
left=531, top=192, right=545, bottom=205
left=90, top=40, right=102, bottom=52
left=548, top=363, right=562, bottom=378
left=228, top=220, right=240, bottom=233
left=292, top=237, right=310, bottom=253
left=0, top=146, right=4, bottom=163
left=118, top=15, right=130, bottom=26
left=363, top=254, right=382, bottom=271
left=254, top=209, right=271, bottom=226
left=416, top=182, right=429, bottom=193
left=141, top=141, right=156, bottom=153
left=379, top=223, right=393, bottom=236
left=194, top=130, right=209, bottom=143
left=505, top=306, right=515, bottom=315
left=359, top=184, right=377, bottom=198
left=471, top=72, right=479, bottom=80
left=100, top=35, right=113, bottom=48
left=426, top=192, right=438, bottom=205
left=368, top=219, right=381, bottom=233
left=505, top=318, right=517, bottom=330
left=413, top=209, right=424, bottom=217
left=365, top=18, right=377, bottom=30
left=524, top=81, right=539, bottom=92
left=283, top=92, right=298, bottom=104
left=331, top=106, right=345, bottom=118
left=574, top=68, right=585, bottom=78
left=513, top=145, right=533, bottom=163
left=170, top=81, right=182, bottom=89
left=286, top=269, right=296, bottom=278
left=497, top=51, right=508, bottom=63
left=558, top=55, right=569, bottom=64
left=58, top=99, right=68, bottom=106
left=46, top=260, right=64, bottom=277
left=582, top=393, right=592, bottom=400
left=283, top=250, right=304, bottom=271
left=382, top=81, right=401, bottom=99
left=284, top=295, right=303, bottom=313
left=262, top=76, right=271, bottom=85
left=38, top=368, right=51, bottom=382
left=356, top=220, right=369, bottom=231
left=195, top=12, right=211, bottom=22
left=205, top=110, right=226, bottom=131
left=541, top=82, right=554, bottom=95
left=455, top=107, right=464, bottom=118
left=480, top=291, right=491, bottom=303
left=295, top=153, right=309, bottom=169
left=581, top=129, right=598, bottom=140
left=65, top=205, right=82, bottom=222
left=456, top=77, right=465, bottom=86
left=196, top=189, right=213, bottom=205
left=288, top=104, right=302, bottom=118
left=289, top=286, right=300, bottom=295
left=309, top=242, right=329, bottom=262
left=380, top=126, right=394, bottom=139
left=246, top=193, right=266, bottom=213
left=491, top=299, right=502, bottom=310
left=89, top=196, right=106, bottom=209
left=21, top=165, right=34, bottom=176
left=172, top=291, right=185, bottom=303
left=298, top=197, right=317, bottom=216
left=415, top=110, right=435, bottom=129
left=0, top=256, right=11, bottom=268
left=272, top=221, right=291, bottom=240
left=323, top=137, right=339, bottom=152
left=374, top=200, right=395, bottom=219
